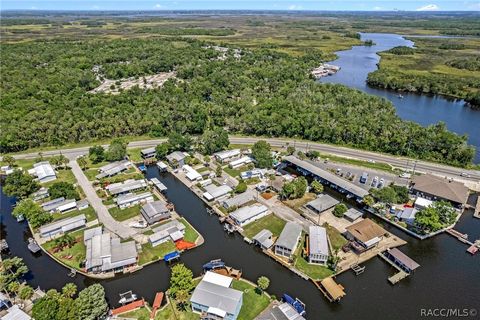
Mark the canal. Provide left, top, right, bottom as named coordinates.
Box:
left=321, top=32, right=480, bottom=163
left=1, top=166, right=479, bottom=319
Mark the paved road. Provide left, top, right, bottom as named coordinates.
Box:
left=70, top=159, right=137, bottom=239
left=6, top=136, right=480, bottom=181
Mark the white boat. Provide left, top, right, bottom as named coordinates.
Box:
left=16, top=214, right=24, bottom=222
left=129, top=220, right=147, bottom=228
left=118, top=291, right=137, bottom=305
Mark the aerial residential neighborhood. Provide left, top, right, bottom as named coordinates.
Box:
left=1, top=6, right=479, bottom=320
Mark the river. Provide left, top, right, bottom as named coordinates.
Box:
left=321, top=32, right=480, bottom=163
left=1, top=166, right=479, bottom=319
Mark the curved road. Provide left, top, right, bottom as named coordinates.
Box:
left=5, top=136, right=480, bottom=182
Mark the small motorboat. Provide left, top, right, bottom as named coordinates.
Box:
left=397, top=94, right=404, bottom=99
left=16, top=214, right=25, bottom=222
left=203, top=259, right=225, bottom=271
left=282, top=293, right=306, bottom=316
left=118, top=291, right=137, bottom=305
left=224, top=223, right=235, bottom=234
left=129, top=220, right=147, bottom=228
left=27, top=238, right=41, bottom=254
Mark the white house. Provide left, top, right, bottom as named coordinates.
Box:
left=115, top=192, right=154, bottom=209
left=229, top=204, right=269, bottom=227
left=308, top=226, right=329, bottom=265
left=214, top=149, right=241, bottom=163
left=240, top=169, right=264, bottom=180
left=39, top=214, right=86, bottom=238
left=414, top=197, right=433, bottom=210
left=28, top=161, right=56, bottom=183
left=149, top=220, right=186, bottom=247
left=229, top=156, right=253, bottom=169
left=203, top=184, right=232, bottom=201
left=274, top=222, right=302, bottom=259
left=183, top=165, right=202, bottom=181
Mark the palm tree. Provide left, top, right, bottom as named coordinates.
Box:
left=2, top=155, right=16, bottom=167
left=58, top=154, right=69, bottom=170
left=77, top=156, right=88, bottom=171
left=62, top=283, right=77, bottom=298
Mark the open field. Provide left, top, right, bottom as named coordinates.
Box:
left=242, top=214, right=286, bottom=238
left=231, top=279, right=271, bottom=320
left=109, top=204, right=141, bottom=221
left=138, top=241, right=177, bottom=265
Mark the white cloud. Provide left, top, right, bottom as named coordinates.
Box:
left=416, top=4, right=439, bottom=11
left=288, top=4, right=303, bottom=10
left=92, top=5, right=100, bottom=9
left=373, top=6, right=383, bottom=11
left=154, top=4, right=163, bottom=8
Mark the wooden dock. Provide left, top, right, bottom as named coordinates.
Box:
left=350, top=263, right=365, bottom=275
left=474, top=195, right=480, bottom=219
left=445, top=229, right=473, bottom=246
left=377, top=253, right=410, bottom=285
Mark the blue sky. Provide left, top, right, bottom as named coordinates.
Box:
left=1, top=0, right=479, bottom=11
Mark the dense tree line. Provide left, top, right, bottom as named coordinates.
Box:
left=446, top=57, right=480, bottom=72
left=0, top=37, right=475, bottom=166
left=384, top=46, right=415, bottom=55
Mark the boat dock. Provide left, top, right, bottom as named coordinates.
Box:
left=27, top=238, right=41, bottom=254
left=378, top=248, right=420, bottom=285
left=0, top=239, right=8, bottom=252
left=474, top=195, right=480, bottom=219
left=313, top=277, right=346, bottom=303
left=350, top=263, right=365, bottom=275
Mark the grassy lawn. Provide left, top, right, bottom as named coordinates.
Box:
left=283, top=193, right=316, bottom=213
left=155, top=301, right=199, bottom=320
left=232, top=279, right=271, bottom=320
left=293, top=235, right=334, bottom=280
left=127, top=147, right=146, bottom=163
left=51, top=207, right=97, bottom=222
left=323, top=223, right=348, bottom=251
left=42, top=229, right=86, bottom=269
left=242, top=214, right=286, bottom=239
left=138, top=241, right=176, bottom=265
left=43, top=168, right=77, bottom=187
left=319, top=153, right=394, bottom=173
left=0, top=158, right=38, bottom=170
left=109, top=205, right=141, bottom=221
left=196, top=166, right=209, bottom=173
left=223, top=165, right=248, bottom=178
left=120, top=307, right=151, bottom=319
left=179, top=218, right=200, bottom=243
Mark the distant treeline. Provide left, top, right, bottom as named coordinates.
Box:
left=138, top=27, right=236, bottom=36
left=1, top=37, right=475, bottom=166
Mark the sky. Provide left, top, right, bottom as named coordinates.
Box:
left=1, top=0, right=479, bottom=11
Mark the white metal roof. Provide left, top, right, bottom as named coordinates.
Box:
left=229, top=156, right=252, bottom=168
left=203, top=271, right=233, bottom=288
left=190, top=281, right=242, bottom=315
left=106, top=179, right=147, bottom=195
left=214, top=149, right=241, bottom=160
left=115, top=192, right=153, bottom=206
left=183, top=165, right=202, bottom=181
left=203, top=184, right=232, bottom=200
left=415, top=197, right=433, bottom=208
left=230, top=204, right=268, bottom=224
left=39, top=214, right=86, bottom=235
left=2, top=305, right=31, bottom=320
left=275, top=222, right=302, bottom=251
left=309, top=226, right=329, bottom=256
left=33, top=161, right=56, bottom=181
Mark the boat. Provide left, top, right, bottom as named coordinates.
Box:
left=118, top=291, right=137, bottom=305
left=27, top=238, right=41, bottom=254
left=282, top=293, right=306, bottom=316
left=397, top=94, right=404, bottom=99
left=0, top=239, right=9, bottom=252
left=138, top=164, right=147, bottom=173
left=68, top=268, right=77, bottom=277
left=16, top=214, right=24, bottom=222
left=129, top=220, right=147, bottom=228
left=164, top=251, right=181, bottom=262
left=224, top=223, right=235, bottom=234
left=203, top=259, right=225, bottom=271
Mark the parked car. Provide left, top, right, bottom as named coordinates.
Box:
left=360, top=172, right=368, bottom=184
left=371, top=176, right=378, bottom=187
left=378, top=178, right=385, bottom=188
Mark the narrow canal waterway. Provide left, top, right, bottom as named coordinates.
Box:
left=321, top=32, right=480, bottom=163
left=1, top=167, right=479, bottom=319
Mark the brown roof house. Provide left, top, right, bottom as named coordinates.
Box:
left=345, top=218, right=386, bottom=250
left=410, top=174, right=469, bottom=208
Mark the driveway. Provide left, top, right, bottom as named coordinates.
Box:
left=70, top=159, right=137, bottom=239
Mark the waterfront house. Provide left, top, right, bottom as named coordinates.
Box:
left=257, top=302, right=306, bottom=320
left=229, top=156, right=253, bottom=169
left=410, top=174, right=469, bottom=208
left=149, top=220, right=186, bottom=247
left=240, top=169, right=264, bottom=180
left=96, top=160, right=132, bottom=179
left=156, top=161, right=168, bottom=172
left=190, top=271, right=243, bottom=320
left=150, top=177, right=168, bottom=192
left=203, top=184, right=233, bottom=202
left=141, top=201, right=171, bottom=225
left=183, top=165, right=202, bottom=181
left=166, top=151, right=186, bottom=167
left=222, top=192, right=255, bottom=210
left=274, top=222, right=302, bottom=259
left=32, top=187, right=49, bottom=201
left=252, top=229, right=274, bottom=249
left=345, top=218, right=386, bottom=250
left=42, top=198, right=77, bottom=214
left=383, top=248, right=420, bottom=274
left=106, top=179, right=147, bottom=196
left=2, top=305, right=31, bottom=320
left=84, top=228, right=137, bottom=274
left=305, top=194, right=339, bottom=214
left=343, top=208, right=363, bottom=222
left=39, top=214, right=86, bottom=238
left=76, top=199, right=90, bottom=211
left=308, top=226, right=329, bottom=266
left=140, top=147, right=156, bottom=159
left=214, top=149, right=241, bottom=163
left=283, top=156, right=369, bottom=202
left=115, top=192, right=153, bottom=209
left=230, top=204, right=269, bottom=227
left=396, top=207, right=417, bottom=225
left=28, top=161, right=56, bottom=183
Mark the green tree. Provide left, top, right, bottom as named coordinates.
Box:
left=286, top=146, right=296, bottom=155
left=56, top=297, right=78, bottom=320
left=293, top=177, right=308, bottom=198
left=32, top=289, right=61, bottom=320
left=370, top=187, right=398, bottom=205
left=105, top=138, right=127, bottom=161
left=155, top=142, right=171, bottom=160
left=3, top=170, right=40, bottom=199
left=75, top=284, right=108, bottom=320
left=7, top=281, right=20, bottom=296
left=49, top=181, right=80, bottom=200
left=62, top=283, right=77, bottom=298
left=306, top=150, right=320, bottom=160
left=169, top=263, right=195, bottom=298
left=12, top=199, right=52, bottom=228
left=310, top=180, right=324, bottom=194
left=88, top=145, right=105, bottom=164
left=19, top=285, right=34, bottom=300
left=362, top=195, right=375, bottom=207
left=235, top=181, right=247, bottom=193
left=175, top=289, right=190, bottom=311
left=333, top=203, right=348, bottom=217
left=0, top=257, right=28, bottom=291
left=200, top=127, right=230, bottom=155
left=77, top=156, right=88, bottom=171
left=168, top=132, right=192, bottom=152
left=215, top=165, right=223, bottom=177
left=252, top=140, right=273, bottom=168
left=2, top=155, right=15, bottom=167
left=55, top=234, right=76, bottom=249
left=257, top=276, right=270, bottom=292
